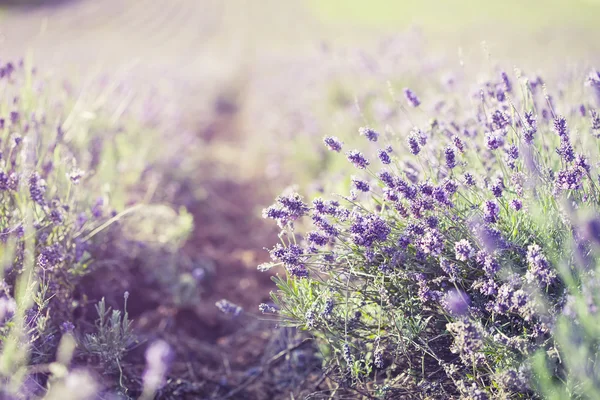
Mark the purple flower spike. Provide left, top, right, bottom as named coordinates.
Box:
left=323, top=136, right=343, bottom=152
left=359, top=126, right=379, bottom=142
left=404, top=88, right=421, bottom=107
left=346, top=150, right=370, bottom=169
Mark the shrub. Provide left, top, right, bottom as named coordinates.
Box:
left=262, top=67, right=600, bottom=398
left=0, top=59, right=192, bottom=397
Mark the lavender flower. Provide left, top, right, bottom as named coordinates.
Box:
left=485, top=131, right=505, bottom=150
left=510, top=199, right=523, bottom=211
left=377, top=149, right=391, bottom=164
left=216, top=299, right=243, bottom=317
left=28, top=172, right=46, bottom=205
left=407, top=130, right=421, bottom=155
left=525, top=244, right=556, bottom=286
left=351, top=176, right=370, bottom=192
left=323, top=136, right=343, bottom=152
left=359, top=126, right=379, bottom=142
left=454, top=239, right=475, bottom=261
left=404, top=88, right=421, bottom=107
left=419, top=228, right=444, bottom=257
left=592, top=109, right=600, bottom=131
left=444, top=146, right=457, bottom=169
left=346, top=150, right=370, bottom=169
left=483, top=200, right=500, bottom=223
left=555, top=166, right=584, bottom=190
left=440, top=258, right=460, bottom=281
left=464, top=173, right=476, bottom=187
left=501, top=71, right=512, bottom=93
left=553, top=116, right=569, bottom=138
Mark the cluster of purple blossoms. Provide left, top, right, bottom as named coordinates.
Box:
left=555, top=166, right=584, bottom=191
left=453, top=135, right=465, bottom=153
left=523, top=111, right=537, bottom=144
left=444, top=146, right=457, bottom=169
left=403, top=88, right=421, bottom=107
left=358, top=126, right=379, bottom=142
left=215, top=299, right=243, bottom=317
left=525, top=244, right=556, bottom=286
left=407, top=130, right=422, bottom=155
left=346, top=150, right=370, bottom=169
left=510, top=199, right=523, bottom=211
left=489, top=177, right=504, bottom=198
left=464, top=172, right=476, bottom=187
left=485, top=130, right=505, bottom=150
left=440, top=258, right=460, bottom=282
left=29, top=172, right=46, bottom=205
left=483, top=200, right=500, bottom=223
left=591, top=109, right=600, bottom=132
left=323, top=136, right=343, bottom=152
left=263, top=192, right=310, bottom=227
left=419, top=227, right=444, bottom=257
left=350, top=213, right=391, bottom=247
left=351, top=176, right=370, bottom=192
left=454, top=239, right=475, bottom=261
left=491, top=110, right=511, bottom=130
left=377, top=149, right=391, bottom=164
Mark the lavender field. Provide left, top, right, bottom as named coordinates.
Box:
left=0, top=1, right=600, bottom=399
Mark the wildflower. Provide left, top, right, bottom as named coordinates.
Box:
left=523, top=111, right=537, bottom=143
left=378, top=170, right=395, bottom=187
left=306, top=230, right=328, bottom=246
left=263, top=192, right=309, bottom=226
left=321, top=298, right=334, bottom=317
left=489, top=178, right=503, bottom=198
left=485, top=130, right=505, bottom=150
left=351, top=176, right=370, bottom=192
left=491, top=110, right=511, bottom=130
left=555, top=166, right=584, bottom=190
left=440, top=258, right=460, bottom=281
left=28, top=172, right=46, bottom=205
left=38, top=244, right=65, bottom=270
left=67, top=168, right=85, bottom=184
left=323, top=136, right=343, bottom=152
left=419, top=228, right=444, bottom=257
left=444, top=146, right=457, bottom=169
left=215, top=299, right=243, bottom=317
left=525, top=244, right=556, bottom=286
left=453, top=135, right=465, bottom=153
left=464, top=172, right=476, bottom=186
left=407, top=131, right=421, bottom=155
left=483, top=200, right=500, bottom=223
left=350, top=213, right=391, bottom=247
left=553, top=116, right=568, bottom=138
left=346, top=150, right=370, bottom=169
left=454, top=239, right=475, bottom=261
left=591, top=109, right=600, bottom=131
left=377, top=149, right=391, bottom=164
left=510, top=199, right=523, bottom=211
left=447, top=319, right=484, bottom=356
left=403, top=88, right=421, bottom=107
left=501, top=71, right=512, bottom=92
left=358, top=126, right=379, bottom=142
left=259, top=303, right=277, bottom=313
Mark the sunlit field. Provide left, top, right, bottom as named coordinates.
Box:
left=0, top=1, right=599, bottom=399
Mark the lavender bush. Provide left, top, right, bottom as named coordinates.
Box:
left=262, top=66, right=600, bottom=398
left=0, top=60, right=193, bottom=398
